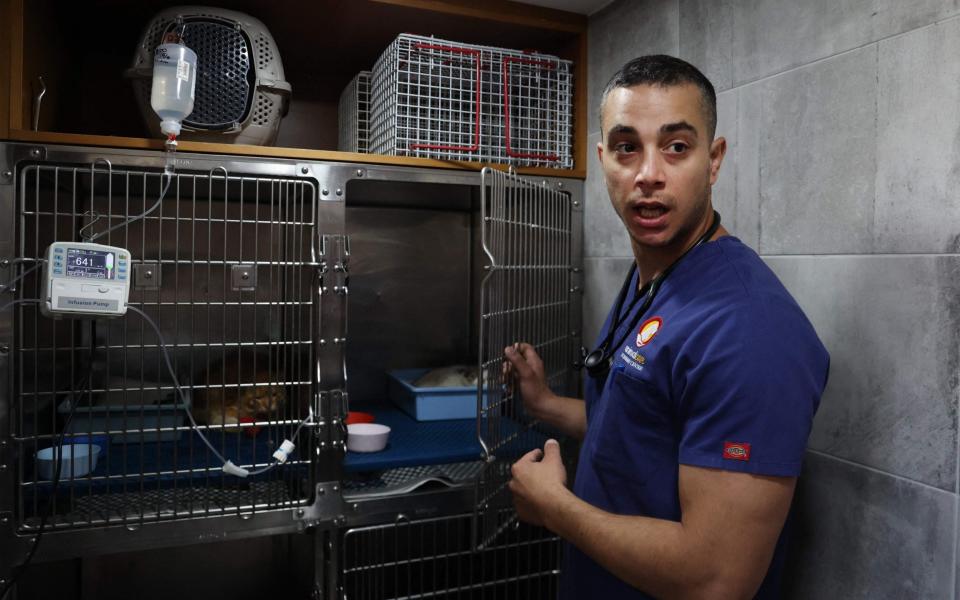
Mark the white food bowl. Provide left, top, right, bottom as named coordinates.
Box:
left=35, top=444, right=102, bottom=480
left=346, top=423, right=391, bottom=453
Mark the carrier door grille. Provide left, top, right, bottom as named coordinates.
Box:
left=11, top=161, right=318, bottom=532
left=475, top=167, right=574, bottom=548
left=180, top=18, right=255, bottom=129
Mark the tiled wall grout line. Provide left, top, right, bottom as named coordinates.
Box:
left=714, top=10, right=960, bottom=94
left=954, top=362, right=960, bottom=597
left=807, top=449, right=956, bottom=497
left=761, top=253, right=960, bottom=259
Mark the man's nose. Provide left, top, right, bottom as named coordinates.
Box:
left=634, top=150, right=666, bottom=189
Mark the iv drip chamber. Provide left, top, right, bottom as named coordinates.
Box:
left=150, top=42, right=197, bottom=138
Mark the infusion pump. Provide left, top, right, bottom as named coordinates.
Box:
left=40, top=242, right=131, bottom=318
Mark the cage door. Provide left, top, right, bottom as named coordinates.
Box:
left=474, top=167, right=574, bottom=548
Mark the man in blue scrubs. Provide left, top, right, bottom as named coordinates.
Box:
left=504, top=55, right=829, bottom=599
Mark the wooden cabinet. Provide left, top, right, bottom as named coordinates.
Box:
left=0, top=0, right=587, bottom=177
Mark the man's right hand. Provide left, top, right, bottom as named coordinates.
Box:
left=503, top=343, right=587, bottom=440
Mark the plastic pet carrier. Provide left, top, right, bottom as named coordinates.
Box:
left=127, top=6, right=292, bottom=146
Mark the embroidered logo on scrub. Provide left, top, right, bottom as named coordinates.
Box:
left=636, top=317, right=663, bottom=347
left=723, top=442, right=751, bottom=461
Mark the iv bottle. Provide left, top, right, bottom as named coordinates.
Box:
left=150, top=42, right=197, bottom=138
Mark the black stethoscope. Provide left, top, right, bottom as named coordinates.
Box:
left=582, top=210, right=722, bottom=379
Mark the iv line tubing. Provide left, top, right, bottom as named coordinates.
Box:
left=89, top=159, right=174, bottom=243
left=0, top=261, right=43, bottom=293
left=126, top=305, right=314, bottom=474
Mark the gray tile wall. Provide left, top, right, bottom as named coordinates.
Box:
left=585, top=0, right=960, bottom=597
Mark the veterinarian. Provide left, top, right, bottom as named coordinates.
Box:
left=503, top=55, right=830, bottom=599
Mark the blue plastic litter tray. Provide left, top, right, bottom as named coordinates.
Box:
left=388, top=368, right=484, bottom=421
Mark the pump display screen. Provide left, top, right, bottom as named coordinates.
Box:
left=66, top=248, right=115, bottom=280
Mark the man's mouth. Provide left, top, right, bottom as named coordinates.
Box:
left=628, top=202, right=670, bottom=228
left=635, top=205, right=667, bottom=219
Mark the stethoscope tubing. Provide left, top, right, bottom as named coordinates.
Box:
left=584, top=210, right=722, bottom=378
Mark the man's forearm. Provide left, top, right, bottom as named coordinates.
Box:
left=543, top=488, right=737, bottom=599
left=530, top=395, right=587, bottom=440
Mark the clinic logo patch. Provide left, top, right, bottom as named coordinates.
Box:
left=636, top=317, right=662, bottom=347
left=723, top=442, right=751, bottom=461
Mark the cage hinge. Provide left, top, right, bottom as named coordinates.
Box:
left=316, top=390, right=348, bottom=451
left=318, top=236, right=349, bottom=295
left=316, top=389, right=348, bottom=420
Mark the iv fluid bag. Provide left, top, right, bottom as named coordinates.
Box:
left=151, top=43, right=197, bottom=137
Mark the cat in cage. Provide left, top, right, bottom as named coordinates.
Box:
left=194, top=353, right=288, bottom=433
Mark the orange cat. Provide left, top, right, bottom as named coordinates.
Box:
left=195, top=360, right=286, bottom=432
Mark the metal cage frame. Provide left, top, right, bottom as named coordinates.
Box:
left=0, top=143, right=584, bottom=599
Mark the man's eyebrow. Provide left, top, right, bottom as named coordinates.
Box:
left=606, top=124, right=637, bottom=138
left=660, top=121, right=698, bottom=137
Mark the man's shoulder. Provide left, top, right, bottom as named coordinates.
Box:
left=680, top=238, right=826, bottom=355
left=679, top=237, right=797, bottom=316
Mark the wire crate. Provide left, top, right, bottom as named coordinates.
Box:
left=10, top=161, right=319, bottom=533
left=368, top=34, right=573, bottom=169
left=338, top=71, right=372, bottom=153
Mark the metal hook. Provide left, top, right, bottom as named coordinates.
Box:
left=208, top=165, right=229, bottom=179
left=79, top=211, right=102, bottom=241
left=32, top=76, right=46, bottom=132
left=91, top=157, right=113, bottom=173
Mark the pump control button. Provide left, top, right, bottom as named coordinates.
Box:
left=98, top=286, right=109, bottom=293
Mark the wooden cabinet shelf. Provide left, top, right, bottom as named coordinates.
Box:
left=1, top=0, right=587, bottom=178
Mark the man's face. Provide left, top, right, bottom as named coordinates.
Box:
left=598, top=83, right=725, bottom=256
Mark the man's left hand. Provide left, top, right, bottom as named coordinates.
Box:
left=509, top=439, right=568, bottom=527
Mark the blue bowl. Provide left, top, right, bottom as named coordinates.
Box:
left=68, top=434, right=110, bottom=452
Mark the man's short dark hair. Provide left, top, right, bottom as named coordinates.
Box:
left=600, top=55, right=717, bottom=140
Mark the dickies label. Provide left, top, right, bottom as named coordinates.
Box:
left=723, top=442, right=751, bottom=461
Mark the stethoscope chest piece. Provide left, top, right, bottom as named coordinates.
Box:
left=583, top=347, right=611, bottom=377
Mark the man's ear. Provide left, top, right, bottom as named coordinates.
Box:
left=597, top=138, right=604, bottom=163
left=708, top=137, right=727, bottom=185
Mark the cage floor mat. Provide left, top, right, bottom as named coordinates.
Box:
left=342, top=461, right=484, bottom=499
left=22, top=480, right=297, bottom=528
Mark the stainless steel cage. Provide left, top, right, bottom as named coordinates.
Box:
left=341, top=511, right=561, bottom=600
left=0, top=143, right=584, bottom=598
left=9, top=157, right=320, bottom=534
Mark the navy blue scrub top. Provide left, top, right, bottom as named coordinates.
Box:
left=561, top=236, right=830, bottom=600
